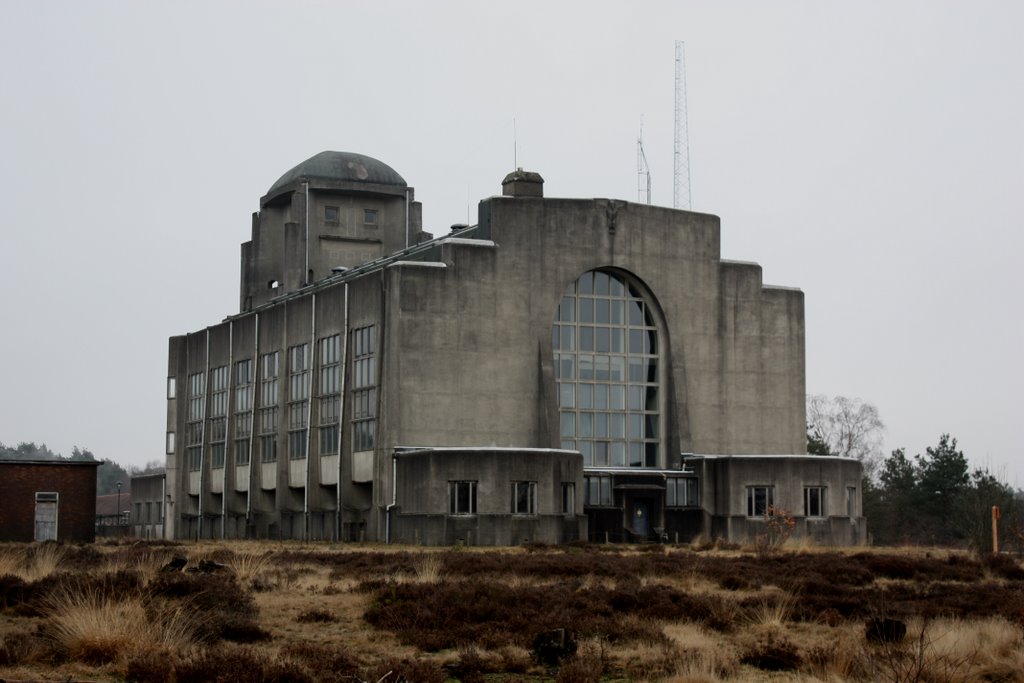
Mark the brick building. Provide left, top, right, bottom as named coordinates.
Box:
left=0, top=460, right=101, bottom=542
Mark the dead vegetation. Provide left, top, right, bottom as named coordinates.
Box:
left=0, top=540, right=1022, bottom=681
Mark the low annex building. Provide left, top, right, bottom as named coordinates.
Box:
left=0, top=460, right=101, bottom=542
left=164, top=151, right=866, bottom=545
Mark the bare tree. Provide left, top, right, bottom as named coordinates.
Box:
left=807, top=394, right=885, bottom=478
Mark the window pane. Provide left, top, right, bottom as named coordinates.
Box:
left=579, top=327, right=594, bottom=351
left=562, top=326, right=574, bottom=351
left=610, top=442, right=625, bottom=467
left=595, top=327, right=609, bottom=352
left=579, top=383, right=593, bottom=409
left=579, top=298, right=593, bottom=323
left=559, top=384, right=575, bottom=408
left=560, top=296, right=575, bottom=322
left=560, top=413, right=575, bottom=437
left=609, top=385, right=624, bottom=410
left=628, top=301, right=644, bottom=326
left=578, top=272, right=593, bottom=294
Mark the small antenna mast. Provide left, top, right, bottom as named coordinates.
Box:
left=637, top=117, right=651, bottom=204
left=674, top=40, right=692, bottom=210
left=513, top=118, right=518, bottom=169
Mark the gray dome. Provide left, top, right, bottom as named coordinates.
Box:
left=267, top=151, right=406, bottom=195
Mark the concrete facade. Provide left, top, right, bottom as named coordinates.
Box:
left=164, top=151, right=864, bottom=546
left=686, top=455, right=867, bottom=545
left=128, top=473, right=165, bottom=540
left=0, top=460, right=100, bottom=542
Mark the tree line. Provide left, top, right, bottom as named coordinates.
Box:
left=0, top=441, right=162, bottom=496
left=808, top=395, right=1021, bottom=552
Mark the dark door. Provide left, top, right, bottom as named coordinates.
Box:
left=631, top=499, right=649, bottom=537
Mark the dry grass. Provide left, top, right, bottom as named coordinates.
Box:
left=42, top=586, right=201, bottom=665
left=0, top=544, right=66, bottom=581
left=2, top=541, right=1024, bottom=683
left=222, top=549, right=272, bottom=586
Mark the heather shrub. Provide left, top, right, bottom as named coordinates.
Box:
left=146, top=569, right=262, bottom=642
left=175, top=644, right=314, bottom=683
left=295, top=607, right=335, bottom=623
left=555, top=651, right=604, bottom=683
left=279, top=641, right=362, bottom=681
left=125, top=646, right=177, bottom=683
left=739, top=632, right=802, bottom=671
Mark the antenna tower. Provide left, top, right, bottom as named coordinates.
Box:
left=673, top=40, right=691, bottom=210
left=637, top=118, right=651, bottom=204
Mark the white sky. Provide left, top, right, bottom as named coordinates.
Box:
left=1, top=2, right=1021, bottom=483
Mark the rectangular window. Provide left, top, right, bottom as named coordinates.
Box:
left=235, top=437, right=251, bottom=465
left=208, top=417, right=226, bottom=468
left=186, top=373, right=204, bottom=471
left=804, top=486, right=828, bottom=518
left=449, top=481, right=477, bottom=515
left=318, top=334, right=341, bottom=455
left=187, top=372, right=205, bottom=422
left=257, top=352, right=279, bottom=463
left=351, top=326, right=377, bottom=452
left=288, top=344, right=310, bottom=460
left=747, top=486, right=775, bottom=517
left=167, top=377, right=176, bottom=400
left=562, top=483, right=575, bottom=515
left=847, top=486, right=857, bottom=518
left=584, top=475, right=613, bottom=506
left=363, top=208, right=378, bottom=225
left=260, top=434, right=277, bottom=463
left=209, top=366, right=228, bottom=417
left=235, top=359, right=253, bottom=411
left=666, top=478, right=698, bottom=507
left=319, top=424, right=339, bottom=454
left=233, top=359, right=253, bottom=465
left=325, top=205, right=339, bottom=222
left=288, top=429, right=308, bottom=460
left=511, top=481, right=537, bottom=515
left=260, top=351, right=279, bottom=406
left=166, top=431, right=175, bottom=455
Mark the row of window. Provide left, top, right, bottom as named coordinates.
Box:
left=324, top=206, right=378, bottom=225
left=746, top=485, right=858, bottom=519
left=584, top=476, right=699, bottom=507
left=448, top=481, right=576, bottom=516
left=178, top=326, right=375, bottom=471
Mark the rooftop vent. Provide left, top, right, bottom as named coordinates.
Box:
left=501, top=168, right=544, bottom=198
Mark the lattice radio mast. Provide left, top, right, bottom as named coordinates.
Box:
left=674, top=40, right=691, bottom=210
left=637, top=117, right=651, bottom=204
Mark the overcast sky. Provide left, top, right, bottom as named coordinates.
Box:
left=1, top=1, right=1021, bottom=483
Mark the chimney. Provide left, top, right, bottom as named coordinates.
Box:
left=501, top=168, right=544, bottom=198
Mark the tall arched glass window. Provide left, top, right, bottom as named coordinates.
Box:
left=554, top=270, right=660, bottom=468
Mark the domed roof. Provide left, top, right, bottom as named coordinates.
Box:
left=266, top=151, right=406, bottom=196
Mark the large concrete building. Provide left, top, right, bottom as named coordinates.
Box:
left=164, top=151, right=865, bottom=545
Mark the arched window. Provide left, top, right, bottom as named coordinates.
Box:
left=553, top=270, right=660, bottom=468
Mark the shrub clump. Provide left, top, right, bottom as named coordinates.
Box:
left=739, top=633, right=802, bottom=671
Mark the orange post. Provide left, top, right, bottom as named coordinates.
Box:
left=992, top=506, right=1000, bottom=557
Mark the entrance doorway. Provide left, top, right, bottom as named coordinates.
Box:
left=34, top=492, right=58, bottom=541
left=630, top=499, right=650, bottom=537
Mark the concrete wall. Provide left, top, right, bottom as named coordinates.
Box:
left=390, top=448, right=586, bottom=545
left=0, top=461, right=99, bottom=542
left=129, top=473, right=165, bottom=540
left=687, top=455, right=866, bottom=545
left=241, top=180, right=423, bottom=311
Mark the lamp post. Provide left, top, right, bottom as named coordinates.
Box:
left=116, top=481, right=122, bottom=538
